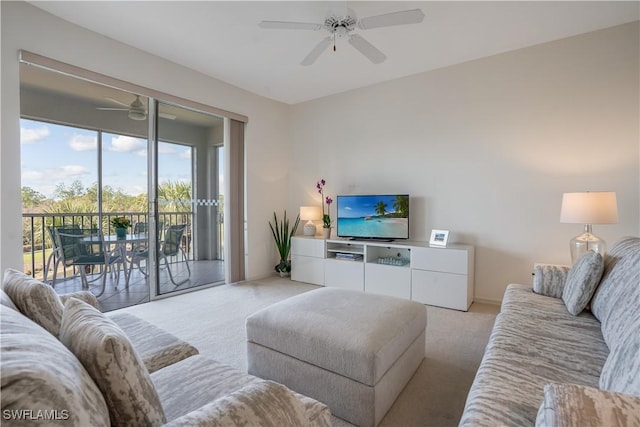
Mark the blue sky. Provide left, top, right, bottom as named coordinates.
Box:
left=337, top=195, right=403, bottom=218
left=20, top=118, right=192, bottom=199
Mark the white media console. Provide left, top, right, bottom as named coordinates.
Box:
left=291, top=236, right=475, bottom=311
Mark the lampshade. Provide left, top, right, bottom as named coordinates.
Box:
left=300, top=206, right=322, bottom=236
left=560, top=192, right=618, bottom=224
left=300, top=206, right=322, bottom=221
left=560, top=191, right=618, bottom=264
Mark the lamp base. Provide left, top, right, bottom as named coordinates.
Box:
left=570, top=226, right=606, bottom=264
left=303, top=223, right=317, bottom=236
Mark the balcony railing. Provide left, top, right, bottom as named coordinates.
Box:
left=22, top=211, right=194, bottom=281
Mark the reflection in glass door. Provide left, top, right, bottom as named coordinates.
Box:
left=154, top=101, right=225, bottom=295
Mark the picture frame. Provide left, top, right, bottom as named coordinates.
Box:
left=429, top=229, right=449, bottom=247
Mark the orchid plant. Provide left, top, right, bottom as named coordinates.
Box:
left=316, top=179, right=333, bottom=229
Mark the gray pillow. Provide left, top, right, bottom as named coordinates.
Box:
left=60, top=298, right=166, bottom=426
left=3, top=268, right=64, bottom=335
left=164, top=380, right=309, bottom=427
left=536, top=382, right=640, bottom=427
left=1, top=306, right=110, bottom=426
left=562, top=251, right=604, bottom=315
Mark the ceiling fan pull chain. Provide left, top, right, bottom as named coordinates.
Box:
left=333, top=32, right=336, bottom=52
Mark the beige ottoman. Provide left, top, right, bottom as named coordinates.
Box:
left=246, top=287, right=426, bottom=427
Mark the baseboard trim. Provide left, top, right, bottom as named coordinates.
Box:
left=472, top=297, right=501, bottom=306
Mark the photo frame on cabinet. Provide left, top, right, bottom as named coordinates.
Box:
left=429, top=229, right=449, bottom=247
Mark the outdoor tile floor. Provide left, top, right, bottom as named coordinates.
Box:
left=51, top=260, right=225, bottom=312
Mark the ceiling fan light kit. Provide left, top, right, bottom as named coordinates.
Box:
left=259, top=8, right=425, bottom=66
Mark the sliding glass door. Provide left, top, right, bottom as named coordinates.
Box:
left=152, top=101, right=225, bottom=296
left=20, top=61, right=228, bottom=307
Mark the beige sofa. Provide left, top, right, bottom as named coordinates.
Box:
left=459, top=237, right=640, bottom=426
left=1, top=269, right=331, bottom=426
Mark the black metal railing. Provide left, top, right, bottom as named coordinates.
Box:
left=22, top=211, right=194, bottom=281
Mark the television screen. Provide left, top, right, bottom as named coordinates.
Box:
left=336, top=194, right=409, bottom=240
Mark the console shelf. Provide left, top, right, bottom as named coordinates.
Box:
left=291, top=236, right=475, bottom=311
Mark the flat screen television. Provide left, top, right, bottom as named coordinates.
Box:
left=336, top=194, right=409, bottom=240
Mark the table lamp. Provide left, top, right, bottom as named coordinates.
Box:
left=300, top=206, right=323, bottom=236
left=560, top=191, right=618, bottom=263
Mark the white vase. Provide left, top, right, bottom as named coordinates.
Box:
left=322, top=227, right=331, bottom=239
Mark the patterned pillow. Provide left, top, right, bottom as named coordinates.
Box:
left=1, top=306, right=110, bottom=426
left=59, top=298, right=166, bottom=426
left=0, top=288, right=18, bottom=311
left=164, top=380, right=309, bottom=427
left=561, top=251, right=604, bottom=315
left=3, top=268, right=64, bottom=335
left=536, top=382, right=640, bottom=427
left=600, top=315, right=640, bottom=396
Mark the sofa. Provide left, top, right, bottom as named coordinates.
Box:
left=1, top=269, right=331, bottom=426
left=459, top=236, right=640, bottom=426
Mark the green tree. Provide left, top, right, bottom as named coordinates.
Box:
left=53, top=180, right=86, bottom=200
left=21, top=186, right=46, bottom=208
left=375, top=201, right=387, bottom=217
left=393, top=195, right=409, bottom=217
left=158, top=180, right=192, bottom=212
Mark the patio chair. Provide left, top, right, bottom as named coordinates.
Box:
left=44, top=224, right=81, bottom=286
left=53, top=228, right=122, bottom=297
left=132, top=224, right=191, bottom=286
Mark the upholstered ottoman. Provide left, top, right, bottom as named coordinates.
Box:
left=246, top=287, right=426, bottom=427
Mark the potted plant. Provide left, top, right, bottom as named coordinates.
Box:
left=269, top=211, right=300, bottom=276
left=316, top=179, right=333, bottom=238
left=111, top=216, right=131, bottom=239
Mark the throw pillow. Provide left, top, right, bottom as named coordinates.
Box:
left=1, top=306, right=110, bottom=426
left=164, top=380, right=309, bottom=427
left=3, top=268, right=64, bottom=335
left=0, top=288, right=18, bottom=311
left=59, top=297, right=166, bottom=427
left=562, top=251, right=604, bottom=315
left=537, top=382, right=640, bottom=427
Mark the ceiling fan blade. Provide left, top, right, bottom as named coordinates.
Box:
left=159, top=112, right=176, bottom=120
left=357, top=9, right=425, bottom=30
left=348, top=34, right=386, bottom=64
left=97, top=107, right=128, bottom=111
left=259, top=21, right=322, bottom=30
left=301, top=37, right=332, bottom=66
left=104, top=96, right=130, bottom=107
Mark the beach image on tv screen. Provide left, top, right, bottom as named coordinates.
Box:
left=337, top=195, right=409, bottom=239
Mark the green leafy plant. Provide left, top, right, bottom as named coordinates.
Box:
left=110, top=216, right=131, bottom=229
left=269, top=211, right=300, bottom=273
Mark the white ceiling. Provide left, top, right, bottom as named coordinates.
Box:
left=29, top=1, right=639, bottom=105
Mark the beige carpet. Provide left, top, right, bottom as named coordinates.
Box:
left=118, top=276, right=499, bottom=427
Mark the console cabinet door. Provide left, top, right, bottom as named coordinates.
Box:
left=411, top=269, right=470, bottom=311
left=291, top=255, right=324, bottom=285
left=411, top=247, right=468, bottom=274
left=365, top=264, right=411, bottom=299
left=324, top=259, right=364, bottom=291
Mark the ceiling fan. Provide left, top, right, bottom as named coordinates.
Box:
left=259, top=7, right=425, bottom=65
left=97, top=95, right=176, bottom=121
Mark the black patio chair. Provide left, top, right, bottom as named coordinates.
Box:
left=53, top=228, right=122, bottom=297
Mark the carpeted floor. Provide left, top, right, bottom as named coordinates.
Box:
left=117, top=276, right=499, bottom=427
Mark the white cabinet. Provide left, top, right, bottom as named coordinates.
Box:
left=411, top=246, right=474, bottom=311
left=290, top=236, right=474, bottom=311
left=365, top=263, right=411, bottom=299
left=291, top=237, right=325, bottom=286
left=324, top=259, right=364, bottom=291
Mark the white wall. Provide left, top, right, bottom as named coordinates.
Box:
left=290, top=22, right=639, bottom=303
left=1, top=1, right=291, bottom=280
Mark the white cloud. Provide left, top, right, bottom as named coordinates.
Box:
left=109, top=135, right=146, bottom=152
left=158, top=144, right=176, bottom=155
left=179, top=148, right=191, bottom=159
left=20, top=126, right=50, bottom=144
left=69, top=134, right=97, bottom=151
